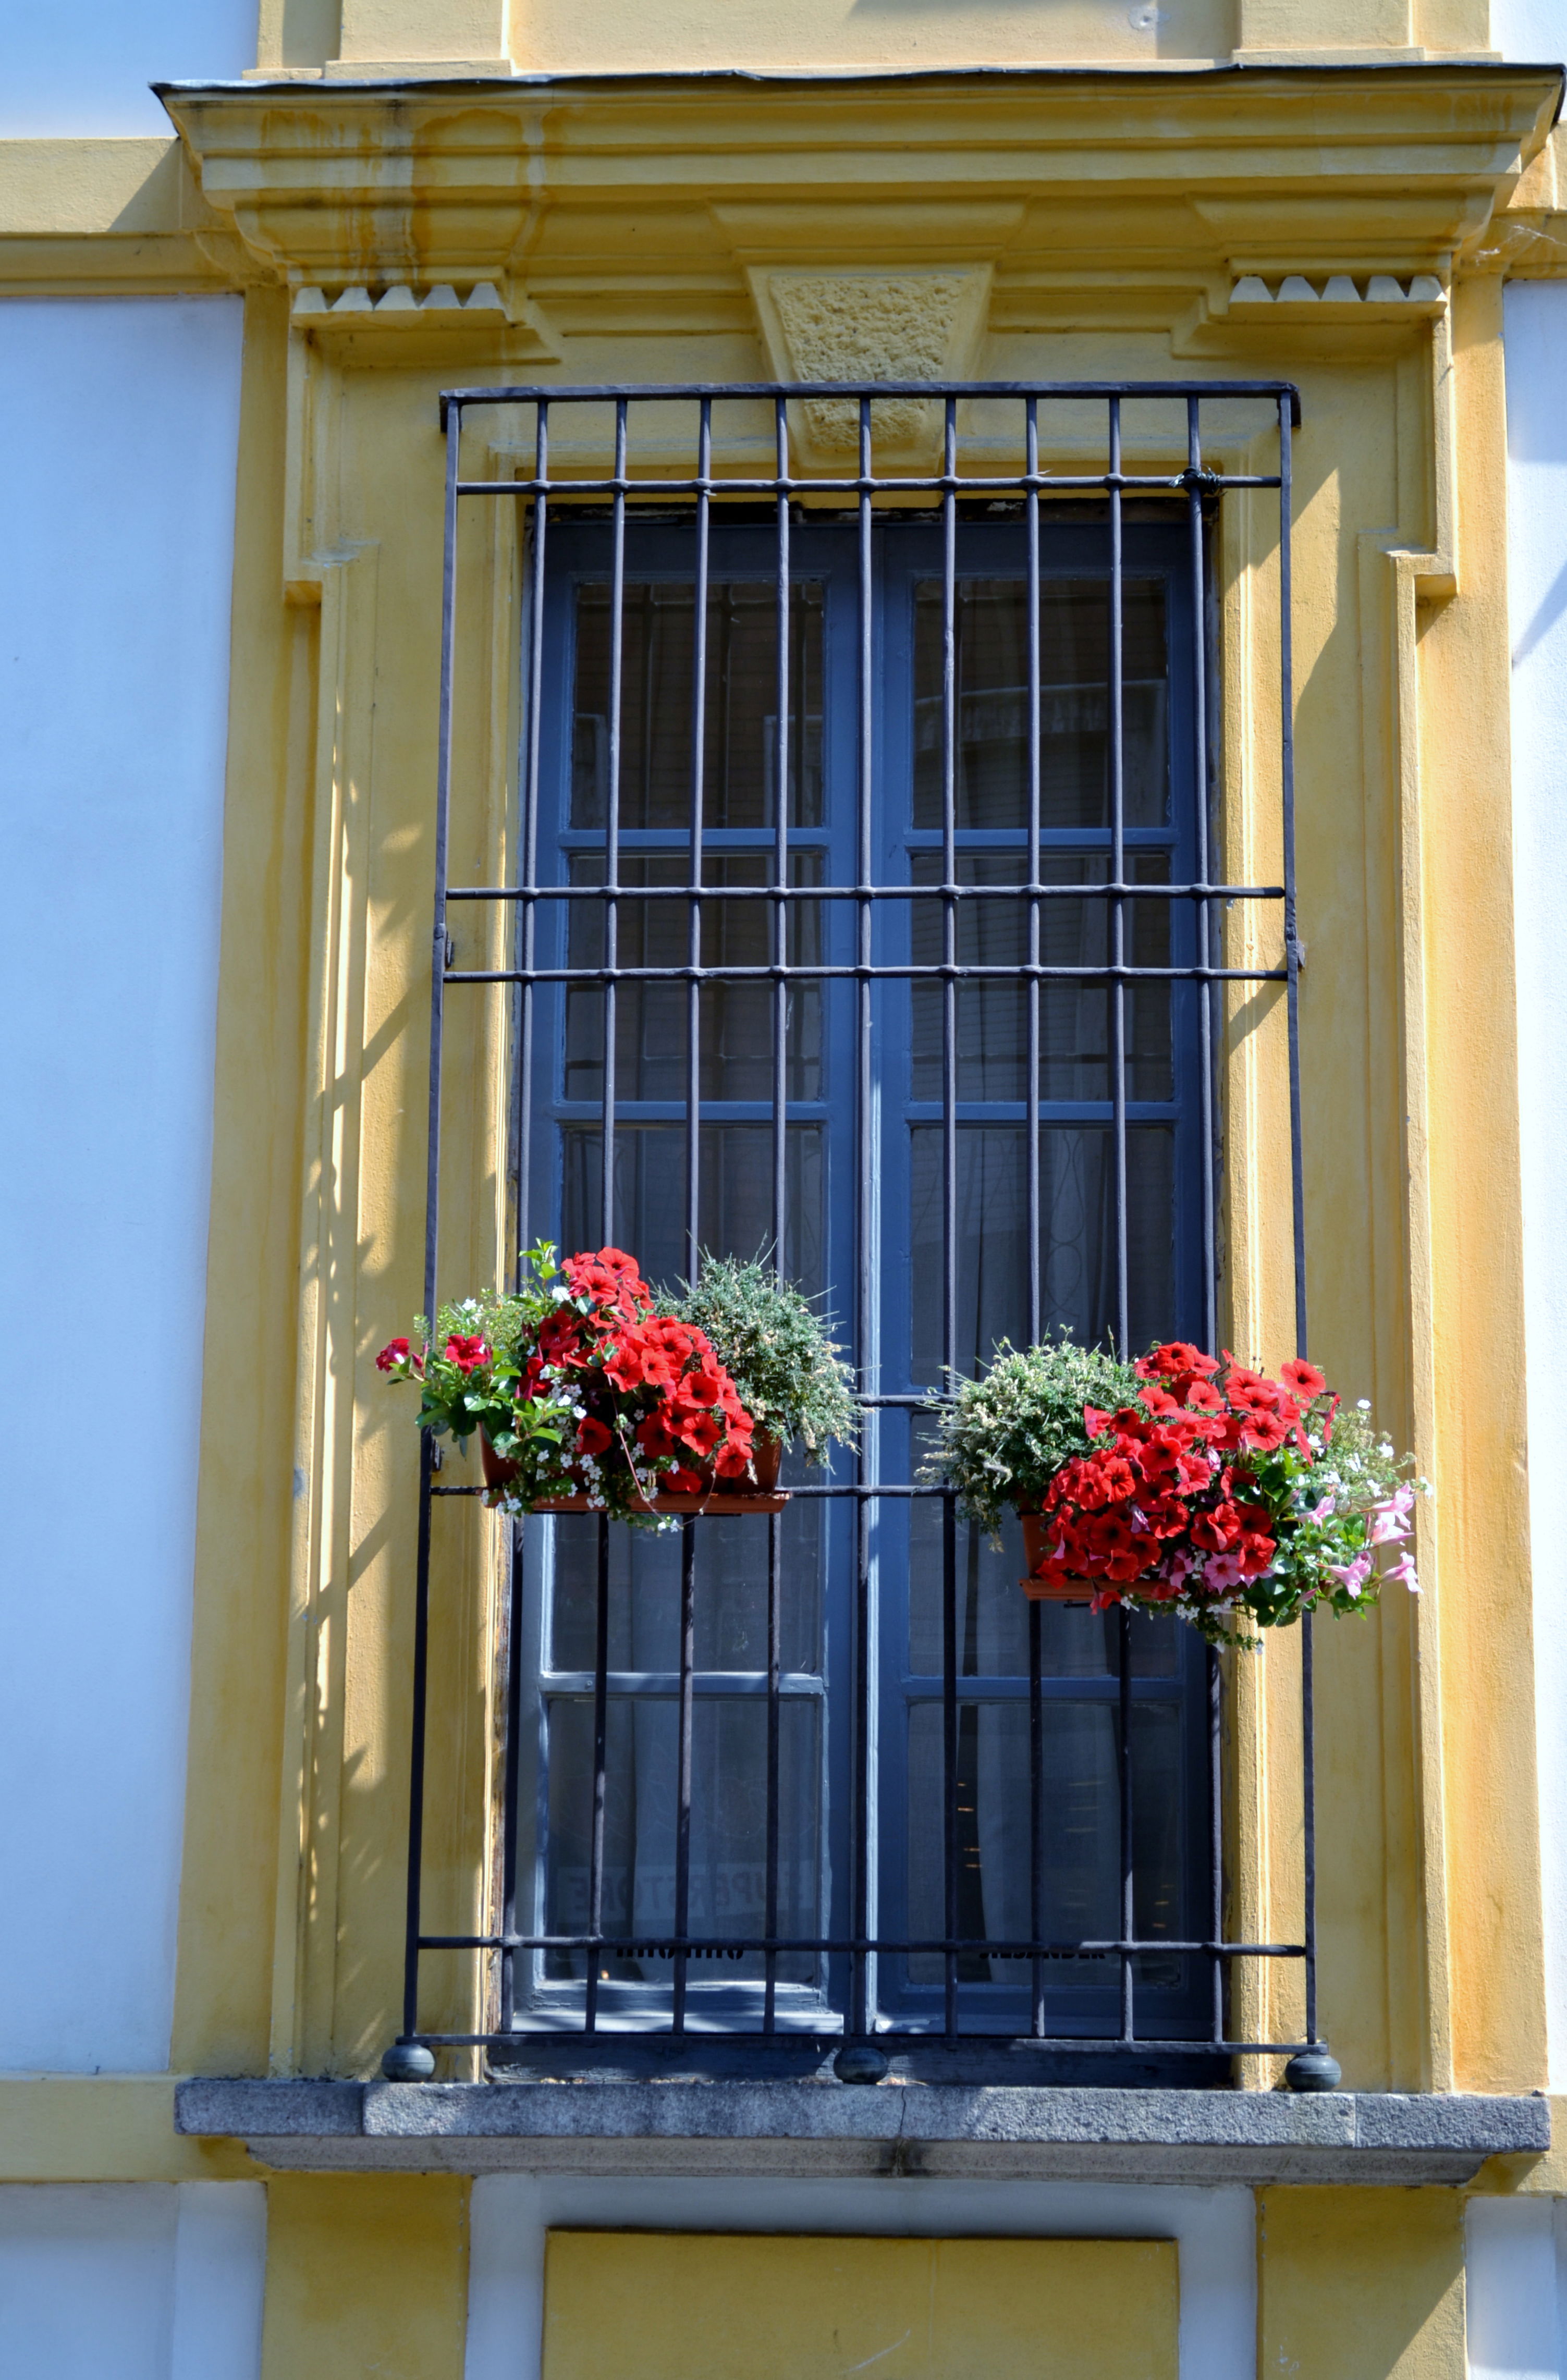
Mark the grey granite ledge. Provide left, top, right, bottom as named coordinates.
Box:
left=175, top=2079, right=1548, bottom=2185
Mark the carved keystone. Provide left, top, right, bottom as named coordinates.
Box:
left=748, top=266, right=992, bottom=471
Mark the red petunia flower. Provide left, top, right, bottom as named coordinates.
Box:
left=1137, top=1341, right=1220, bottom=1382
left=1279, top=1358, right=1328, bottom=1401
left=576, top=1416, right=613, bottom=1457
left=444, top=1333, right=490, bottom=1375
left=376, top=1338, right=411, bottom=1373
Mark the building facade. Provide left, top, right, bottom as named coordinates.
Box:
left=5, top=2, right=1567, bottom=2373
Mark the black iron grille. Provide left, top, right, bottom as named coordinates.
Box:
left=394, top=380, right=1317, bottom=2078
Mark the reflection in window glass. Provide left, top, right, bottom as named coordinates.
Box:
left=546, top=1697, right=820, bottom=1984
left=909, top=851, right=1173, bottom=1103
left=913, top=579, right=1169, bottom=829
left=907, top=1699, right=1185, bottom=1989
left=550, top=1499, right=824, bottom=1679
left=909, top=1125, right=1174, bottom=1378
left=903, top=1482, right=1181, bottom=1679
left=572, top=580, right=824, bottom=829
left=565, top=851, right=823, bottom=1103
left=562, top=1123, right=824, bottom=1299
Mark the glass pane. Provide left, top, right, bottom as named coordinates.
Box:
left=564, top=851, right=823, bottom=1102
left=571, top=581, right=824, bottom=829
left=902, top=1489, right=1184, bottom=1680
left=912, top=578, right=1168, bottom=830
left=909, top=1124, right=1174, bottom=1380
left=544, top=1695, right=820, bottom=1984
left=909, top=852, right=1171, bottom=1103
left=549, top=1495, right=825, bottom=1677
left=905, top=1698, right=1186, bottom=1988
left=562, top=1123, right=824, bottom=1297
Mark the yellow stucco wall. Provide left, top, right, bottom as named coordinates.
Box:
left=541, top=2232, right=1179, bottom=2380
left=1257, top=2188, right=1466, bottom=2378
left=260, top=2176, right=470, bottom=2380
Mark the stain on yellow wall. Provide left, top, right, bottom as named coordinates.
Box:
left=541, top=2231, right=1177, bottom=2380
left=1257, top=2187, right=1465, bottom=2380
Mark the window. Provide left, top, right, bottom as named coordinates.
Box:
left=406, top=383, right=1311, bottom=2075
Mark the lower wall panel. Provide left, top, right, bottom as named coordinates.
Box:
left=1257, top=2187, right=1465, bottom=2380
left=541, top=2230, right=1178, bottom=2380
left=259, top=2175, right=470, bottom=2380
left=0, top=2180, right=265, bottom=2380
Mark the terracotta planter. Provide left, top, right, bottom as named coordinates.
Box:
left=479, top=1429, right=788, bottom=1516
left=1018, top=1508, right=1095, bottom=1604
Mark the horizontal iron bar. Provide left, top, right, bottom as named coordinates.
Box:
left=446, top=963, right=1286, bottom=984
left=447, top=880, right=1286, bottom=903
left=458, top=473, right=1283, bottom=498
left=540, top=1670, right=826, bottom=1696
left=421, top=1932, right=1306, bottom=1957
left=430, top=1481, right=1183, bottom=1500
left=540, top=1672, right=1181, bottom=1701
left=407, top=2031, right=1318, bottom=2054
left=441, top=377, right=1303, bottom=424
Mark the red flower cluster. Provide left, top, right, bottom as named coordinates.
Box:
left=1030, top=1342, right=1333, bottom=1608
left=533, top=1248, right=755, bottom=1493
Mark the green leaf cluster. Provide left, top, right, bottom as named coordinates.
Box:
left=664, top=1254, right=859, bottom=1462
left=919, top=1333, right=1141, bottom=1537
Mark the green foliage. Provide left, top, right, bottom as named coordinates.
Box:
left=665, top=1254, right=859, bottom=1462
left=919, top=1334, right=1142, bottom=1537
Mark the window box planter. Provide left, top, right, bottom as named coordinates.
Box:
left=479, top=1428, right=789, bottom=1514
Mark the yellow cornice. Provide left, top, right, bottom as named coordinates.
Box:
left=149, top=64, right=1558, bottom=313
left=5, top=67, right=1559, bottom=304
left=0, top=137, right=252, bottom=295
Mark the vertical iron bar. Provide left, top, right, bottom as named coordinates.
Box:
left=940, top=395, right=960, bottom=2041
left=1189, top=398, right=1224, bottom=2057
left=1188, top=398, right=1218, bottom=1354
left=1303, top=1614, right=1318, bottom=2043
left=398, top=395, right=462, bottom=2052
left=852, top=391, right=874, bottom=2043
left=1278, top=392, right=1316, bottom=2048
left=1026, top=397, right=1045, bottom=2038
left=773, top=395, right=791, bottom=1260
left=584, top=1515, right=609, bottom=2033
left=673, top=1518, right=697, bottom=2032
left=1110, top=399, right=1134, bottom=2048
left=498, top=1521, right=527, bottom=2034
left=1029, top=1594, right=1045, bottom=2037
left=602, top=399, right=627, bottom=1245
left=687, top=399, right=711, bottom=1282
left=1279, top=395, right=1307, bottom=1362
left=765, top=1513, right=781, bottom=2032
left=1208, top=1639, right=1224, bottom=2047
left=1118, top=1602, right=1135, bottom=2042
left=515, top=402, right=547, bottom=1281
left=1026, top=396, right=1043, bottom=1347
left=1108, top=397, right=1129, bottom=1356
left=765, top=394, right=790, bottom=2033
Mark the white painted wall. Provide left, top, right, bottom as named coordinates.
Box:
left=1506, top=278, right=1567, bottom=2093
left=1492, top=1, right=1567, bottom=58
left=0, top=2, right=256, bottom=139
left=0, top=298, right=243, bottom=2071
left=0, top=2182, right=265, bottom=2380
left=464, top=2174, right=1258, bottom=2380
left=1466, top=2197, right=1563, bottom=2379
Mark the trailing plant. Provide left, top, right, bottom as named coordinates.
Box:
left=665, top=1254, right=859, bottom=1463
left=376, top=1243, right=756, bottom=1528
left=922, top=1334, right=1427, bottom=1646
